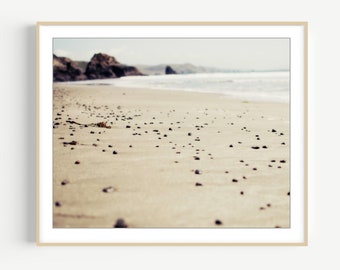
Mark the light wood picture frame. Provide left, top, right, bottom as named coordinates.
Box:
left=36, top=22, right=308, bottom=246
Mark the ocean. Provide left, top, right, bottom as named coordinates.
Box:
left=68, top=71, right=290, bottom=103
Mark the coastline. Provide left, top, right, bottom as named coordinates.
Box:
left=53, top=84, right=290, bottom=228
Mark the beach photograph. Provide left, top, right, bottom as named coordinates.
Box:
left=52, top=38, right=290, bottom=228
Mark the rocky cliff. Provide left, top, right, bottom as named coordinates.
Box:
left=53, top=55, right=87, bottom=82
left=85, top=53, right=144, bottom=80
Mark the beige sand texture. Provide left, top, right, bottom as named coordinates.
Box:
left=53, top=84, right=290, bottom=228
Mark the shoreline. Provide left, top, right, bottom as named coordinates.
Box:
left=53, top=84, right=290, bottom=228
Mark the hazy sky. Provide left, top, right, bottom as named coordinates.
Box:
left=53, top=38, right=289, bottom=70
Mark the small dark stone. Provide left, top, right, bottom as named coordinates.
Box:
left=90, top=131, right=95, bottom=134
left=215, top=219, right=223, bottom=225
left=74, top=160, right=80, bottom=165
left=70, top=147, right=74, bottom=150
left=108, top=145, right=113, bottom=148
left=281, top=142, right=286, bottom=145
left=129, top=145, right=133, bottom=148
left=268, top=164, right=273, bottom=167
left=251, top=146, right=260, bottom=149
left=240, top=191, right=244, bottom=195
left=61, top=180, right=69, bottom=186
left=272, top=129, right=277, bottom=133
left=259, top=207, right=265, bottom=210
left=102, top=186, right=115, bottom=193
left=232, top=179, right=238, bottom=183
left=112, top=150, right=118, bottom=155
left=55, top=201, right=62, bottom=207
left=126, top=125, right=131, bottom=128
left=280, top=160, right=286, bottom=163
left=267, top=203, right=271, bottom=207
left=262, top=146, right=268, bottom=149
left=225, top=171, right=229, bottom=174
left=92, top=143, right=98, bottom=147
left=271, top=160, right=276, bottom=162
left=102, top=149, right=106, bottom=152
left=195, top=182, right=203, bottom=186
left=287, top=192, right=290, bottom=196
left=253, top=168, right=257, bottom=171
left=114, top=218, right=128, bottom=228
left=240, top=160, right=244, bottom=163
left=194, top=156, right=200, bottom=160
left=194, top=169, right=201, bottom=175
left=229, top=144, right=233, bottom=148
left=242, top=176, right=247, bottom=179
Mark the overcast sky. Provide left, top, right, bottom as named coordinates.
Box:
left=53, top=38, right=289, bottom=70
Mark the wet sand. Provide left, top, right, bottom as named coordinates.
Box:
left=53, top=84, right=290, bottom=228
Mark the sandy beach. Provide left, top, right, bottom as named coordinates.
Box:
left=53, top=84, right=290, bottom=228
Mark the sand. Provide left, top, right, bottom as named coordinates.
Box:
left=53, top=84, right=290, bottom=228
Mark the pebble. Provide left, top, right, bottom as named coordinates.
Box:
left=280, top=160, right=286, bottom=163
left=262, top=146, right=268, bottom=149
left=74, top=160, right=80, bottom=165
left=229, top=144, right=233, bottom=148
left=194, top=169, right=201, bottom=175
left=272, top=129, right=277, bottom=133
left=61, top=180, right=69, bottom=186
left=215, top=220, right=223, bottom=225
left=102, top=186, right=115, bottom=193
left=251, top=146, right=260, bottom=149
left=114, top=218, right=128, bottom=228
left=112, top=151, right=118, bottom=155
left=240, top=191, right=244, bottom=195
left=232, top=179, right=238, bottom=183
left=194, top=156, right=200, bottom=160
left=55, top=201, right=62, bottom=207
left=195, top=182, right=203, bottom=186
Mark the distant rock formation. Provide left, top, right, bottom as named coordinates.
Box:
left=85, top=53, right=144, bottom=80
left=53, top=55, right=87, bottom=82
left=165, top=65, right=177, bottom=75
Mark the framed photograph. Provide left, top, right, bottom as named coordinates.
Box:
left=36, top=22, right=308, bottom=245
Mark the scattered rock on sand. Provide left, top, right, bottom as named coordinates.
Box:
left=194, top=169, right=201, bottom=175
left=55, top=201, right=62, bottom=207
left=195, top=182, right=203, bottom=186
left=102, top=186, right=115, bottom=193
left=61, top=180, right=70, bottom=186
left=114, top=218, right=128, bottom=228
left=215, top=219, right=223, bottom=225
left=74, top=160, right=80, bottom=165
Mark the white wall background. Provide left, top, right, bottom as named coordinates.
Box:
left=0, top=0, right=336, bottom=269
